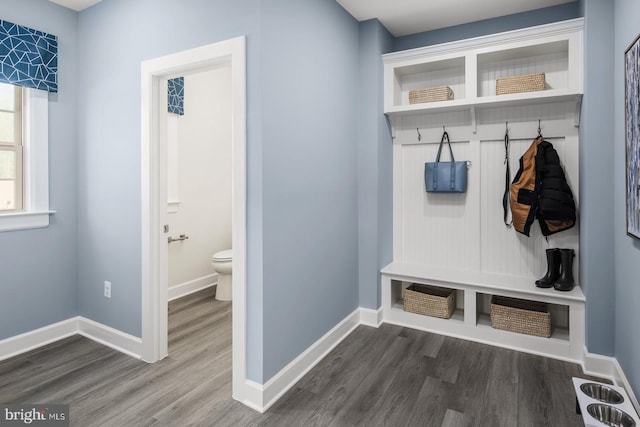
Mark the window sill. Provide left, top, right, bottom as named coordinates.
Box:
left=0, top=210, right=56, bottom=232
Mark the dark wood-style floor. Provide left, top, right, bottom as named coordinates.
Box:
left=0, top=287, right=602, bottom=426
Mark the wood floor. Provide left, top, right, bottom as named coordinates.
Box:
left=0, top=287, right=603, bottom=426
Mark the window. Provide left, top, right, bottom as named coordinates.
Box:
left=0, top=82, right=23, bottom=211
left=0, top=83, right=51, bottom=232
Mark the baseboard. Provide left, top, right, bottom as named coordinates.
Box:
left=168, top=273, right=217, bottom=301
left=243, top=308, right=361, bottom=413
left=613, top=359, right=640, bottom=416
left=582, top=346, right=618, bottom=382
left=0, top=318, right=78, bottom=362
left=0, top=317, right=142, bottom=363
left=236, top=380, right=266, bottom=413
left=581, top=348, right=640, bottom=416
left=360, top=307, right=383, bottom=327
left=77, top=317, right=142, bottom=360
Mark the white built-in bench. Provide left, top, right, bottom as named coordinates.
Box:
left=381, top=262, right=585, bottom=362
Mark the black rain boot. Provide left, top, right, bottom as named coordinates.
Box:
left=536, top=248, right=560, bottom=288
left=554, top=249, right=575, bottom=291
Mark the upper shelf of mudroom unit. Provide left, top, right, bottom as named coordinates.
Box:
left=383, top=18, right=584, bottom=122
left=384, top=90, right=583, bottom=120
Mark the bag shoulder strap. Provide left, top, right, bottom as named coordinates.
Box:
left=503, top=130, right=512, bottom=228
left=435, top=131, right=455, bottom=163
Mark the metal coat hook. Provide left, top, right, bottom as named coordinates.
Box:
left=537, top=119, right=542, bottom=137
left=416, top=128, right=422, bottom=142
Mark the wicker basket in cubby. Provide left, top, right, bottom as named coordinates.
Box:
left=409, top=86, right=454, bottom=104
left=496, top=73, right=546, bottom=95
left=490, top=295, right=551, bottom=338
left=403, top=284, right=456, bottom=319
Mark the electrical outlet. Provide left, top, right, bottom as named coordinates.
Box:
left=104, top=281, right=112, bottom=299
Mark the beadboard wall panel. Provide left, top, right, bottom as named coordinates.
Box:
left=478, top=135, right=579, bottom=280
left=393, top=113, right=579, bottom=283
left=400, top=64, right=466, bottom=106
left=478, top=48, right=569, bottom=97
left=480, top=137, right=546, bottom=278
left=396, top=140, right=480, bottom=270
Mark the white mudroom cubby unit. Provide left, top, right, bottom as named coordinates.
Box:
left=380, top=18, right=586, bottom=363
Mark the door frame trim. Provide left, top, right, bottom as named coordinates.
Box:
left=140, top=36, right=248, bottom=401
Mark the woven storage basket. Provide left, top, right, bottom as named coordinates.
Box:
left=403, top=284, right=456, bottom=319
left=409, top=86, right=454, bottom=104
left=490, top=295, right=551, bottom=338
left=496, top=73, right=546, bottom=95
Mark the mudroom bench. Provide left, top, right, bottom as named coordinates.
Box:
left=381, top=262, right=586, bottom=363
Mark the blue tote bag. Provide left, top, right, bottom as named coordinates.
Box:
left=424, top=131, right=468, bottom=193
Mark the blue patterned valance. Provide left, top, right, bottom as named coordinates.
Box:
left=168, top=77, right=184, bottom=115
left=0, top=20, right=58, bottom=92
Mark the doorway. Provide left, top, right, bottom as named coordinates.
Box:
left=164, top=67, right=232, bottom=301
left=140, top=37, right=248, bottom=402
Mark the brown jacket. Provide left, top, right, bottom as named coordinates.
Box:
left=510, top=137, right=576, bottom=236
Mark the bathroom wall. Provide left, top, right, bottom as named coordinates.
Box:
left=614, top=0, right=640, bottom=400
left=167, top=67, right=232, bottom=292
left=0, top=0, right=78, bottom=339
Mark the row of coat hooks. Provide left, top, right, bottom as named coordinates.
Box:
left=416, top=119, right=545, bottom=142
left=504, top=119, right=542, bottom=136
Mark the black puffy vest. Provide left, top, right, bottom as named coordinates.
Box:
left=510, top=137, right=576, bottom=237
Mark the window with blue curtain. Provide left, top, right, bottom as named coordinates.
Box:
left=0, top=19, right=58, bottom=92
left=168, top=77, right=184, bottom=115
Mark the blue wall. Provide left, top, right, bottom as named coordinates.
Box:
left=0, top=0, right=78, bottom=339
left=76, top=0, right=362, bottom=383
left=614, top=0, right=640, bottom=398
left=260, top=0, right=360, bottom=380
left=358, top=20, right=393, bottom=309
left=75, top=0, right=265, bottom=377
left=76, top=0, right=264, bottom=337
left=394, top=2, right=581, bottom=51
left=579, top=0, right=615, bottom=357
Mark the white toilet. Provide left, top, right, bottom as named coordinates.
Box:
left=211, top=249, right=232, bottom=301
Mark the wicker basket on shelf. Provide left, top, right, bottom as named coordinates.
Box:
left=409, top=86, right=454, bottom=104
left=403, top=284, right=456, bottom=319
left=490, top=295, right=551, bottom=338
left=496, top=73, right=546, bottom=95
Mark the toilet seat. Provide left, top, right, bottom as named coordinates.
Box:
left=212, top=249, right=232, bottom=262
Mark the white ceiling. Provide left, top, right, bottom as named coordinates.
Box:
left=336, top=0, right=576, bottom=37
left=48, top=0, right=102, bottom=12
